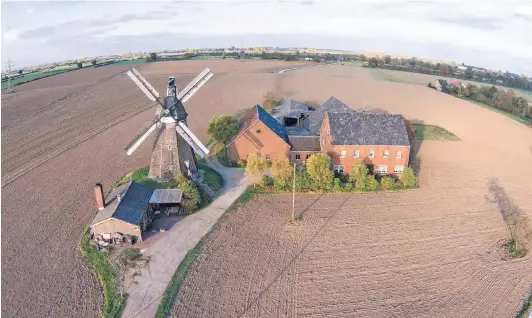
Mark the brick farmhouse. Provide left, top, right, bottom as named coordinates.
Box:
left=227, top=97, right=411, bottom=176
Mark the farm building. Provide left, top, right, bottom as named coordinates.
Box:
left=272, top=99, right=313, bottom=127
left=228, top=97, right=411, bottom=175
left=307, top=96, right=356, bottom=135
left=227, top=105, right=291, bottom=162
left=449, top=80, right=466, bottom=88
left=90, top=181, right=182, bottom=242
left=433, top=79, right=449, bottom=91
left=320, top=112, right=410, bottom=175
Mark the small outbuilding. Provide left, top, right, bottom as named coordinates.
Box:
left=90, top=181, right=182, bottom=243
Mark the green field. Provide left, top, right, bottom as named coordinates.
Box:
left=412, top=124, right=460, bottom=141
left=2, top=68, right=73, bottom=89
left=338, top=61, right=365, bottom=67
left=198, top=163, right=223, bottom=192
left=2, top=59, right=145, bottom=90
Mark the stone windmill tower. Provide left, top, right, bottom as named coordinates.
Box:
left=124, top=67, right=213, bottom=180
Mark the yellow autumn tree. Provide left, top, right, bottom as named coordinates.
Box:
left=245, top=154, right=266, bottom=187
left=271, top=156, right=292, bottom=189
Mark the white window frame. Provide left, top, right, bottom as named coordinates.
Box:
left=396, top=151, right=402, bottom=159
left=306, top=154, right=311, bottom=160
left=333, top=165, right=345, bottom=173
left=265, top=154, right=271, bottom=160
left=394, top=165, right=404, bottom=173
left=295, top=154, right=301, bottom=160
left=339, top=150, right=347, bottom=158
left=383, top=150, right=389, bottom=159
left=377, top=165, right=388, bottom=174
left=369, top=150, right=375, bottom=159
left=354, top=150, right=360, bottom=158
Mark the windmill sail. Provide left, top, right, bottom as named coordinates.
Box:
left=177, top=68, right=214, bottom=104
left=175, top=122, right=210, bottom=158
left=124, top=120, right=159, bottom=155
left=132, top=68, right=160, bottom=98
left=127, top=70, right=157, bottom=102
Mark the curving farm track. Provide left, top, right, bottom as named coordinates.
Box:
left=0, top=60, right=308, bottom=317
left=169, top=66, right=532, bottom=317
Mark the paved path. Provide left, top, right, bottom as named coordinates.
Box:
left=122, top=159, right=247, bottom=318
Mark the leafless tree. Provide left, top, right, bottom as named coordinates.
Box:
left=487, top=179, right=531, bottom=254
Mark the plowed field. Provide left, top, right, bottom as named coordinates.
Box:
left=0, top=60, right=308, bottom=317
left=169, top=66, right=532, bottom=317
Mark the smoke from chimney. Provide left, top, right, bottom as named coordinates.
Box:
left=94, top=183, right=105, bottom=210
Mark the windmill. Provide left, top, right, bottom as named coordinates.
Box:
left=124, top=67, right=213, bottom=180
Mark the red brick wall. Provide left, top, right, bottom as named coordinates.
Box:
left=289, top=151, right=320, bottom=166
left=228, top=120, right=290, bottom=162
left=320, top=114, right=410, bottom=176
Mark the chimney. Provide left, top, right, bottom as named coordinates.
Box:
left=94, top=183, right=105, bottom=210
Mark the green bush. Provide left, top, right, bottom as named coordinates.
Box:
left=295, top=170, right=319, bottom=192
left=342, top=182, right=354, bottom=192
left=175, top=175, right=202, bottom=212
left=364, top=175, right=379, bottom=190
left=380, top=176, right=396, bottom=190
left=306, top=153, right=333, bottom=190
left=261, top=175, right=273, bottom=187
left=131, top=166, right=149, bottom=181
left=333, top=178, right=341, bottom=192
left=349, top=161, right=368, bottom=189
left=274, top=178, right=287, bottom=191
left=400, top=167, right=417, bottom=187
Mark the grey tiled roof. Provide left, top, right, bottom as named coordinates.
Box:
left=328, top=113, right=410, bottom=146
left=272, top=100, right=312, bottom=119
left=112, top=181, right=155, bottom=225
left=307, top=96, right=356, bottom=135
left=288, top=135, right=321, bottom=151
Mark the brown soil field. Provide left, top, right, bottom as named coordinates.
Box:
left=170, top=66, right=532, bottom=317
left=0, top=60, right=308, bottom=317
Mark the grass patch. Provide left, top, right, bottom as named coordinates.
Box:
left=131, top=166, right=149, bottom=181
left=339, top=61, right=365, bottom=67
left=155, top=237, right=205, bottom=318
left=120, top=248, right=142, bottom=266
left=504, top=239, right=528, bottom=259
left=367, top=68, right=411, bottom=84
left=2, top=69, right=72, bottom=89
left=137, top=178, right=175, bottom=189
left=198, top=163, right=223, bottom=192
left=517, top=287, right=532, bottom=318
left=80, top=229, right=125, bottom=318
left=110, top=166, right=175, bottom=190
left=412, top=124, right=460, bottom=141
left=462, top=98, right=532, bottom=126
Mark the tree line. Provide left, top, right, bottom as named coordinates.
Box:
left=359, top=55, right=532, bottom=92
left=243, top=153, right=417, bottom=193
left=430, top=82, right=532, bottom=122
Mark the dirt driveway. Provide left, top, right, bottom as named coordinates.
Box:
left=122, top=160, right=248, bottom=318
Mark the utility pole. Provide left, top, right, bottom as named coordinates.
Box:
left=292, top=163, right=296, bottom=223
left=5, top=59, right=15, bottom=93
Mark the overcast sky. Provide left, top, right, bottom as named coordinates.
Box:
left=2, top=0, right=532, bottom=74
